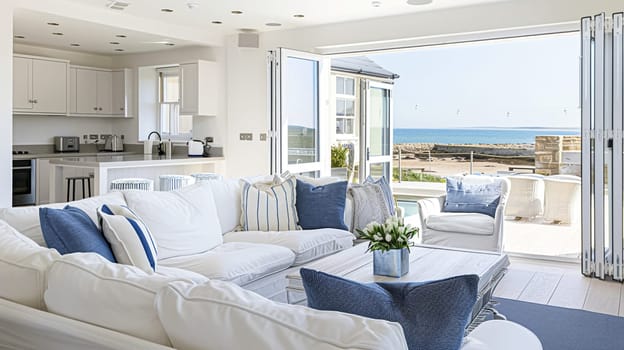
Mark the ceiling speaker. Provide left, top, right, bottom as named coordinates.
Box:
left=238, top=33, right=259, bottom=48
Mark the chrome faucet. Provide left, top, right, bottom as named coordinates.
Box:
left=147, top=131, right=165, bottom=155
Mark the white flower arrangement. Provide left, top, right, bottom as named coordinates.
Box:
left=357, top=216, right=419, bottom=252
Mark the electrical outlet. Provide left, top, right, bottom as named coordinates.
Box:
left=100, top=134, right=111, bottom=140
left=205, top=136, right=214, bottom=143
left=89, top=134, right=99, bottom=140
left=239, top=133, right=253, bottom=141
left=259, top=133, right=267, bottom=141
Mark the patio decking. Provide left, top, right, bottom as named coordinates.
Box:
left=503, top=217, right=580, bottom=260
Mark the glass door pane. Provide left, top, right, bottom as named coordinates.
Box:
left=361, top=81, right=393, bottom=182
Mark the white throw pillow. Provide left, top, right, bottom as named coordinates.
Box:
left=240, top=175, right=299, bottom=231
left=206, top=179, right=242, bottom=234
left=44, top=253, right=208, bottom=346
left=156, top=280, right=408, bottom=350
left=123, top=183, right=223, bottom=260
left=0, top=191, right=127, bottom=246
left=98, top=204, right=158, bottom=273
left=0, top=220, right=60, bottom=310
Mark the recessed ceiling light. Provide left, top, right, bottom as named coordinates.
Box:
left=109, top=41, right=120, bottom=45
left=47, top=22, right=59, bottom=26
left=238, top=28, right=256, bottom=33
left=114, top=48, right=125, bottom=52
left=265, top=22, right=282, bottom=27
left=116, top=34, right=127, bottom=38
left=161, top=8, right=174, bottom=13
left=293, top=14, right=305, bottom=18
left=231, top=10, right=243, bottom=15
left=211, top=20, right=223, bottom=24
left=14, top=35, right=25, bottom=39
left=51, top=32, right=64, bottom=36
left=164, top=43, right=175, bottom=46
left=372, top=1, right=382, bottom=7
left=70, top=43, right=80, bottom=47
left=406, top=0, right=433, bottom=5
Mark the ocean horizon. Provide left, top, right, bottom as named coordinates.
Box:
left=394, top=127, right=580, bottom=145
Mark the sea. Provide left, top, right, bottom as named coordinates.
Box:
left=393, top=128, right=580, bottom=145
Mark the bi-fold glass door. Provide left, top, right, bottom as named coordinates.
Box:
left=360, top=81, right=393, bottom=182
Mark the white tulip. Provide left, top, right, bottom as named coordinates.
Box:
left=374, top=234, right=383, bottom=241
left=385, top=234, right=392, bottom=242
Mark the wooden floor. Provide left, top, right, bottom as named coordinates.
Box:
left=494, top=257, right=624, bottom=316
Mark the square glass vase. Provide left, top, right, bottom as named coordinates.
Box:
left=373, top=248, right=409, bottom=278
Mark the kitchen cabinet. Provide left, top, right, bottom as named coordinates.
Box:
left=112, top=69, right=132, bottom=117
left=180, top=60, right=217, bottom=116
left=13, top=55, right=68, bottom=115
left=72, top=67, right=113, bottom=115
left=35, top=158, right=51, bottom=205
left=70, top=66, right=132, bottom=117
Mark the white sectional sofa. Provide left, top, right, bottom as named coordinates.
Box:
left=0, top=177, right=539, bottom=350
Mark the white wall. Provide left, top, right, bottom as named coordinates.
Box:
left=0, top=7, right=14, bottom=208
left=223, top=0, right=622, bottom=178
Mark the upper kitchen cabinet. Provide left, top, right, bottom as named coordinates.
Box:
left=180, top=60, right=217, bottom=116
left=13, top=55, right=69, bottom=115
left=70, top=66, right=132, bottom=118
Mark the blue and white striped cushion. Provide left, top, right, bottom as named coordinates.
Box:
left=97, top=204, right=158, bottom=273
left=240, top=175, right=299, bottom=231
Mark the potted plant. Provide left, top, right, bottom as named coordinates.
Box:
left=330, top=144, right=349, bottom=179
left=357, top=217, right=419, bottom=277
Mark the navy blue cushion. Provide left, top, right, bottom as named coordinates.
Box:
left=301, top=268, right=478, bottom=350
left=40, top=206, right=116, bottom=262
left=295, top=180, right=348, bottom=230
left=365, top=176, right=395, bottom=215
left=442, top=177, right=501, bottom=218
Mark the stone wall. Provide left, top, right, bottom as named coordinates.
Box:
left=535, top=135, right=581, bottom=176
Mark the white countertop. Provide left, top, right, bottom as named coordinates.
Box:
left=13, top=151, right=137, bottom=160
left=49, top=154, right=225, bottom=168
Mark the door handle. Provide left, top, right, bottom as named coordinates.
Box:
left=32, top=99, right=37, bottom=103
left=366, top=147, right=370, bottom=161
left=94, top=107, right=98, bottom=111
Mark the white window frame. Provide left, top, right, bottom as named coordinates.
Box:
left=158, top=67, right=192, bottom=141
left=335, top=75, right=357, bottom=137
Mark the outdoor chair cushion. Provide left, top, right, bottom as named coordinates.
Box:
left=301, top=268, right=478, bottom=350
left=158, top=242, right=295, bottom=286
left=426, top=212, right=494, bottom=236
left=223, top=228, right=354, bottom=265
left=443, top=177, right=502, bottom=218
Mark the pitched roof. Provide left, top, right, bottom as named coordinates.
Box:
left=331, top=56, right=400, bottom=80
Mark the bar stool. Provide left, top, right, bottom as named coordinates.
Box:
left=66, top=176, right=91, bottom=201
left=190, top=173, right=223, bottom=183
left=109, top=178, right=154, bottom=192
left=159, top=175, right=195, bottom=191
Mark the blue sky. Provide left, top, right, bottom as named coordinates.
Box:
left=367, top=32, right=581, bottom=129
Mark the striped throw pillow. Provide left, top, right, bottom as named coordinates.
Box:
left=240, top=175, right=299, bottom=231
left=98, top=204, right=158, bottom=273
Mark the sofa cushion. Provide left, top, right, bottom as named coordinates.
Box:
left=224, top=229, right=354, bottom=266
left=39, top=206, right=116, bottom=262
left=365, top=176, right=395, bottom=215
left=0, top=220, right=60, bottom=310
left=296, top=180, right=349, bottom=230
left=443, top=177, right=502, bottom=218
left=0, top=191, right=127, bottom=247
left=123, top=183, right=222, bottom=260
left=159, top=242, right=295, bottom=286
left=44, top=253, right=208, bottom=346
left=241, top=175, right=299, bottom=232
left=426, top=212, right=494, bottom=236
left=155, top=280, right=408, bottom=350
left=206, top=178, right=242, bottom=234
left=349, top=182, right=392, bottom=234
left=98, top=204, right=158, bottom=273
left=301, top=269, right=478, bottom=350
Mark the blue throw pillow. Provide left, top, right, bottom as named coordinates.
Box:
left=301, top=268, right=478, bottom=350
left=40, top=206, right=116, bottom=262
left=442, top=177, right=501, bottom=218
left=295, top=180, right=348, bottom=230
left=365, top=176, right=395, bottom=215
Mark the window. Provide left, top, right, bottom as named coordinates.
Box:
left=158, top=67, right=192, bottom=139
left=335, top=76, right=356, bottom=136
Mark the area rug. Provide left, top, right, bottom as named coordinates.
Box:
left=492, top=298, right=624, bottom=350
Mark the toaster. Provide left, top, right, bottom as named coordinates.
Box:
left=54, top=136, right=80, bottom=153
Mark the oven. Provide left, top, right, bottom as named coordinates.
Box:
left=12, top=159, right=36, bottom=206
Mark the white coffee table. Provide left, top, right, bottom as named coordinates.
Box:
left=286, top=243, right=509, bottom=324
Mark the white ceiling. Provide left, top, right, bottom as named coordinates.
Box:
left=14, top=0, right=505, bottom=55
